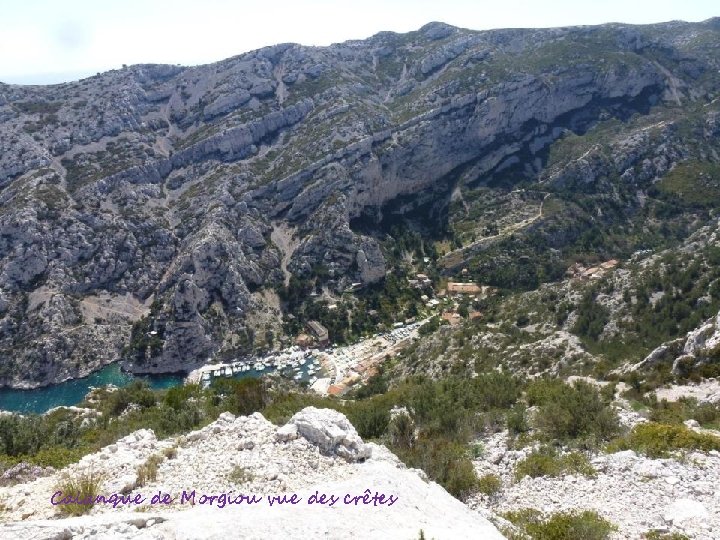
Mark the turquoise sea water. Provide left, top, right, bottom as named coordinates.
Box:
left=0, top=364, right=185, bottom=414
left=0, top=359, right=318, bottom=415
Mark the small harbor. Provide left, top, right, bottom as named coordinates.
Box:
left=186, top=346, right=327, bottom=389
left=0, top=321, right=423, bottom=414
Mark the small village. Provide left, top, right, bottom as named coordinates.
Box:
left=187, top=265, right=498, bottom=396
left=565, top=259, right=619, bottom=280
left=182, top=250, right=624, bottom=398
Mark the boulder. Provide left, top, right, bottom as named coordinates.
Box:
left=663, top=498, right=709, bottom=524
left=275, top=423, right=299, bottom=442
left=286, top=406, right=371, bottom=462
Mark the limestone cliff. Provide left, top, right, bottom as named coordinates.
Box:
left=1, top=19, right=719, bottom=386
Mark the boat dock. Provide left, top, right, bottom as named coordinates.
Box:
left=186, top=347, right=324, bottom=388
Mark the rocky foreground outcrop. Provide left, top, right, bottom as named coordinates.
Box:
left=0, top=407, right=505, bottom=539
left=469, top=403, right=720, bottom=540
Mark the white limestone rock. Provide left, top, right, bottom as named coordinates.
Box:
left=287, top=407, right=372, bottom=462
left=275, top=423, right=299, bottom=442
left=663, top=498, right=709, bottom=524
left=0, top=407, right=504, bottom=539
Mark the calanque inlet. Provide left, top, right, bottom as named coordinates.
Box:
left=1, top=12, right=720, bottom=540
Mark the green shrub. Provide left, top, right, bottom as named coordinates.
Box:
left=477, top=473, right=502, bottom=496
left=504, top=508, right=616, bottom=540
left=470, top=442, right=485, bottom=459
left=471, top=373, right=523, bottom=411
left=526, top=379, right=569, bottom=406
left=572, top=289, right=610, bottom=341
left=135, top=454, right=164, bottom=487
left=507, top=403, right=529, bottom=435
left=0, top=411, right=86, bottom=459
left=646, top=397, right=720, bottom=429
left=25, top=446, right=87, bottom=469
left=212, top=378, right=269, bottom=416
left=418, top=317, right=440, bottom=336
left=228, top=465, right=254, bottom=485
left=599, top=382, right=617, bottom=403
left=102, top=381, right=157, bottom=416
left=515, top=447, right=596, bottom=480
left=643, top=532, right=690, bottom=540
left=346, top=399, right=390, bottom=440
left=261, top=392, right=341, bottom=425
left=443, top=454, right=480, bottom=500
left=53, top=471, right=104, bottom=516
left=0, top=410, right=92, bottom=469
left=388, top=413, right=415, bottom=449
left=352, top=368, right=389, bottom=398
left=526, top=510, right=616, bottom=540
left=607, top=422, right=720, bottom=458
left=515, top=448, right=563, bottom=479
left=406, top=373, right=521, bottom=441
left=528, top=380, right=620, bottom=445
left=396, top=436, right=478, bottom=499
left=164, top=384, right=202, bottom=411
left=560, top=451, right=597, bottom=477
left=502, top=508, right=542, bottom=529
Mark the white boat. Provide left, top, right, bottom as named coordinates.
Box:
left=294, top=373, right=302, bottom=380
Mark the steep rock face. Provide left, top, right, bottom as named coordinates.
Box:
left=632, top=310, right=720, bottom=375
left=1, top=20, right=719, bottom=386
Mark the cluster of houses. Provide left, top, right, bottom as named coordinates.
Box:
left=434, top=281, right=490, bottom=325
left=322, top=322, right=421, bottom=396
left=566, top=259, right=619, bottom=280
left=292, top=258, right=621, bottom=348
left=445, top=282, right=482, bottom=294
left=295, top=320, right=329, bottom=348
left=407, top=273, right=433, bottom=289
left=295, top=268, right=495, bottom=347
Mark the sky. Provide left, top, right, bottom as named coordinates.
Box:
left=0, top=0, right=717, bottom=85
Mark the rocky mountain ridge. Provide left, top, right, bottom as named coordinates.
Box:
left=1, top=19, right=720, bottom=386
